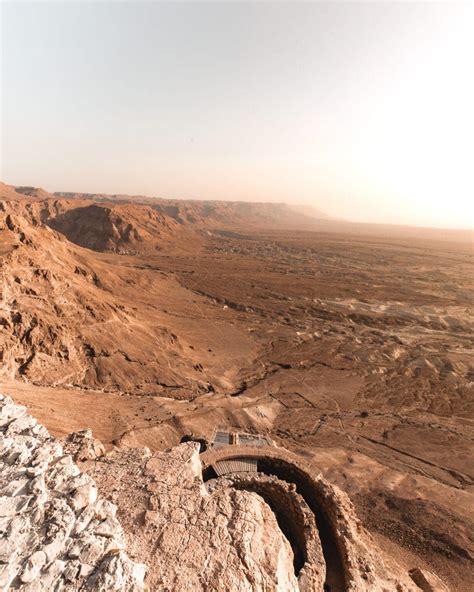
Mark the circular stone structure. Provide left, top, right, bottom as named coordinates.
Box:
left=207, top=472, right=327, bottom=590
left=201, top=445, right=366, bottom=592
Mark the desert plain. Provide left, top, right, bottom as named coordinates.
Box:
left=0, top=182, right=473, bottom=590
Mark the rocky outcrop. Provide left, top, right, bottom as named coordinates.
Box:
left=1, top=394, right=451, bottom=591
left=207, top=472, right=326, bottom=590
left=409, top=568, right=450, bottom=592
left=89, top=443, right=300, bottom=591
left=89, top=441, right=432, bottom=592
left=63, top=430, right=106, bottom=463
left=42, top=202, right=185, bottom=255
left=0, top=395, right=145, bottom=591
left=0, top=202, right=209, bottom=396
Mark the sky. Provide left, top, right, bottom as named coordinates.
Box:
left=1, top=1, right=473, bottom=229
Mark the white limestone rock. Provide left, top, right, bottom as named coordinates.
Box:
left=0, top=495, right=32, bottom=517
left=0, top=394, right=146, bottom=591
left=20, top=550, right=47, bottom=583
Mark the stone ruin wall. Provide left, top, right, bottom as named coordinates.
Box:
left=207, top=472, right=327, bottom=590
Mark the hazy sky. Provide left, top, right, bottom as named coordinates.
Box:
left=1, top=1, right=473, bottom=228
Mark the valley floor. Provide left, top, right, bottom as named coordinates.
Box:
left=1, top=217, right=473, bottom=589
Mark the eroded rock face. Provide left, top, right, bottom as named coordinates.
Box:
left=63, top=429, right=106, bottom=463
left=90, top=443, right=300, bottom=591
left=409, top=568, right=450, bottom=592
left=0, top=395, right=145, bottom=591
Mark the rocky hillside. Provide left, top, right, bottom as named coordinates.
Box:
left=10, top=186, right=55, bottom=201
left=0, top=201, right=214, bottom=395
left=150, top=199, right=330, bottom=229
left=53, top=190, right=329, bottom=229
left=1, top=394, right=450, bottom=591
left=1, top=191, right=198, bottom=254
left=0, top=183, right=33, bottom=201
left=2, top=182, right=472, bottom=590
left=3, top=183, right=330, bottom=230
left=40, top=200, right=194, bottom=254
left=0, top=183, right=56, bottom=202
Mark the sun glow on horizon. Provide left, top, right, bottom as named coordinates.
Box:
left=1, top=1, right=473, bottom=230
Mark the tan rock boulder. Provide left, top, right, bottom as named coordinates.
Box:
left=409, top=567, right=450, bottom=592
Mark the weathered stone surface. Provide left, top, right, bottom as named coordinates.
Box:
left=208, top=472, right=327, bottom=590
left=409, top=567, right=450, bottom=591
left=1, top=393, right=452, bottom=592
left=0, top=394, right=145, bottom=591
left=89, top=439, right=448, bottom=592
left=200, top=444, right=444, bottom=592
left=0, top=495, right=32, bottom=516
left=88, top=442, right=301, bottom=591
left=63, top=429, right=105, bottom=462
left=145, top=445, right=300, bottom=592
left=19, top=550, right=46, bottom=583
